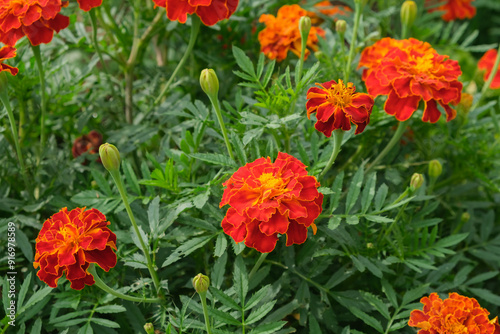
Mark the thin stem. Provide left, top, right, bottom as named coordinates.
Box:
left=108, top=169, right=163, bottom=297
left=208, top=95, right=234, bottom=161
left=32, top=45, right=47, bottom=156
left=365, top=120, right=409, bottom=175
left=339, top=31, right=347, bottom=80
left=319, top=130, right=344, bottom=179
left=472, top=44, right=500, bottom=111
left=199, top=293, right=213, bottom=334
left=88, top=264, right=162, bottom=303
left=344, top=0, right=364, bottom=82
left=154, top=16, right=201, bottom=107
left=248, top=253, right=268, bottom=280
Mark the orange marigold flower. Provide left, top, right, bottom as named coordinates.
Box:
left=77, top=0, right=102, bottom=11
left=409, top=292, right=499, bottom=334
left=0, top=0, right=70, bottom=46
left=72, top=130, right=103, bottom=163
left=152, top=0, right=239, bottom=26
left=258, top=4, right=325, bottom=61
left=0, top=45, right=18, bottom=76
left=220, top=152, right=323, bottom=253
left=426, top=0, right=476, bottom=22
left=307, top=1, right=351, bottom=24
left=33, top=207, right=117, bottom=290
left=306, top=79, right=374, bottom=137
left=478, top=49, right=500, bottom=89
left=359, top=37, right=462, bottom=123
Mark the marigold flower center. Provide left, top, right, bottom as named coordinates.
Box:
left=444, top=316, right=468, bottom=334
left=326, top=79, right=354, bottom=108
left=256, top=173, right=288, bottom=203
left=407, top=52, right=435, bottom=75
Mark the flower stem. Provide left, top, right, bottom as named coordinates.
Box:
left=154, top=16, right=201, bottom=107
left=108, top=168, right=163, bottom=298
left=207, top=94, right=234, bottom=161
left=32, top=45, right=47, bottom=158
left=365, top=120, right=409, bottom=175
left=88, top=264, right=162, bottom=303
left=248, top=253, right=268, bottom=280
left=472, top=44, right=500, bottom=111
left=319, top=130, right=344, bottom=179
left=344, top=0, right=364, bottom=82
left=199, top=292, right=213, bottom=334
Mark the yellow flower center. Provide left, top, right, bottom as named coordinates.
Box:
left=255, top=172, right=288, bottom=204
left=326, top=79, right=354, bottom=108
left=60, top=225, right=80, bottom=248
left=444, top=315, right=468, bottom=334
left=408, top=52, right=435, bottom=75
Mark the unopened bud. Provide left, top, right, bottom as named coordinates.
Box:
left=428, top=160, right=442, bottom=179
left=99, top=143, right=121, bottom=172
left=144, top=323, right=155, bottom=334
left=410, top=173, right=424, bottom=192
left=336, top=20, right=347, bottom=34
left=461, top=212, right=470, bottom=224
left=299, top=16, right=312, bottom=42
left=192, top=273, right=210, bottom=295
left=200, top=69, right=219, bottom=101
left=401, top=1, right=417, bottom=28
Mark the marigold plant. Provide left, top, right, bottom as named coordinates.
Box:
left=0, top=0, right=70, bottom=46
left=220, top=152, right=323, bottom=253
left=478, top=49, right=500, bottom=89
left=258, top=4, right=325, bottom=61
left=306, top=79, right=374, bottom=137
left=33, top=207, right=117, bottom=290
left=152, top=0, right=239, bottom=26
left=77, top=0, right=102, bottom=11
left=359, top=37, right=462, bottom=123
left=0, top=45, right=18, bottom=75
left=426, top=0, right=476, bottom=21
left=409, top=292, right=500, bottom=334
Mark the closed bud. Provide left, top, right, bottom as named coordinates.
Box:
left=428, top=160, right=442, bottom=179
left=410, top=173, right=424, bottom=192
left=336, top=20, right=347, bottom=34
left=299, top=16, right=312, bottom=41
left=144, top=323, right=155, bottom=334
left=99, top=143, right=121, bottom=172
left=401, top=1, right=417, bottom=28
left=193, top=273, right=210, bottom=295
left=461, top=212, right=470, bottom=224
left=200, top=69, right=219, bottom=101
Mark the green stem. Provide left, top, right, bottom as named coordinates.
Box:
left=88, top=264, right=162, bottom=303
left=208, top=95, right=234, bottom=161
left=319, top=130, right=344, bottom=179
left=32, top=45, right=47, bottom=157
left=365, top=120, right=409, bottom=175
left=154, top=16, right=201, bottom=106
left=0, top=83, right=30, bottom=195
left=339, top=31, right=347, bottom=80
left=296, top=20, right=309, bottom=85
left=344, top=0, right=364, bottom=82
left=108, top=169, right=163, bottom=297
left=472, top=44, right=500, bottom=111
left=199, top=292, right=213, bottom=334
left=248, top=253, right=268, bottom=280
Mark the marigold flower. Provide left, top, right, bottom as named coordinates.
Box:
left=359, top=37, right=462, bottom=123
left=152, top=0, right=239, bottom=26
left=425, top=0, right=476, bottom=22
left=33, top=207, right=117, bottom=290
left=72, top=130, right=103, bottom=163
left=220, top=152, right=323, bottom=253
left=0, top=0, right=70, bottom=46
left=0, top=45, right=18, bottom=76
left=77, top=0, right=102, bottom=11
left=478, top=49, right=500, bottom=89
left=409, top=292, right=500, bottom=334
left=306, top=79, right=374, bottom=137
left=307, top=1, right=352, bottom=24
left=258, top=4, right=325, bottom=61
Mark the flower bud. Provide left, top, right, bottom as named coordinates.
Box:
left=192, top=273, right=210, bottom=295
left=336, top=20, right=347, bottom=34
left=401, top=1, right=417, bottom=28
left=461, top=212, right=470, bottom=224
left=299, top=16, right=311, bottom=41
left=144, top=323, right=155, bottom=334
left=410, top=173, right=424, bottom=192
left=428, top=160, right=442, bottom=179
left=200, top=69, right=219, bottom=101
left=99, top=143, right=121, bottom=172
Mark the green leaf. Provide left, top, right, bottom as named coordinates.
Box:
left=77, top=323, right=93, bottom=334
left=328, top=216, right=342, bottom=230
left=249, top=321, right=287, bottom=334
left=357, top=255, right=383, bottom=278
left=330, top=171, right=344, bottom=212
left=364, top=215, right=394, bottom=223
left=148, top=196, right=160, bottom=235
left=402, top=284, right=430, bottom=306
left=91, top=318, right=120, bottom=328
left=262, top=60, right=276, bottom=88
left=466, top=271, right=499, bottom=286
left=246, top=285, right=271, bottom=310
left=434, top=233, right=468, bottom=248
left=346, top=166, right=364, bottom=214
left=348, top=306, right=383, bottom=333
left=234, top=256, right=249, bottom=305
left=18, top=286, right=52, bottom=315
left=214, top=233, right=228, bottom=258
left=94, top=305, right=127, bottom=314
left=190, top=153, right=237, bottom=167
left=208, top=306, right=241, bottom=326
left=309, top=315, right=322, bottom=334
left=468, top=288, right=500, bottom=306
left=233, top=46, right=256, bottom=78
left=212, top=252, right=227, bottom=289
left=209, top=287, right=241, bottom=310
left=246, top=300, right=277, bottom=325
left=18, top=272, right=31, bottom=309
left=361, top=173, right=377, bottom=213
left=91, top=169, right=112, bottom=196
left=16, top=228, right=33, bottom=263
left=381, top=279, right=398, bottom=308
left=361, top=292, right=390, bottom=320
left=346, top=216, right=359, bottom=225
left=123, top=160, right=142, bottom=195
left=374, top=184, right=388, bottom=211
left=30, top=318, right=42, bottom=334
left=162, top=235, right=214, bottom=267
left=231, top=132, right=247, bottom=165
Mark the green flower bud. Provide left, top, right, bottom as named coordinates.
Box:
left=299, top=16, right=311, bottom=42
left=192, top=273, right=210, bottom=295
left=410, top=173, right=424, bottom=192
left=428, top=160, right=443, bottom=179
left=461, top=212, right=470, bottom=224
left=99, top=143, right=121, bottom=172
left=200, top=69, right=219, bottom=101
left=336, top=20, right=347, bottom=34
left=144, top=323, right=155, bottom=334
left=401, top=1, right=418, bottom=28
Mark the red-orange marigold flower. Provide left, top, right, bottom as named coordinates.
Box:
left=258, top=4, right=325, bottom=61
left=359, top=37, right=462, bottom=123
left=409, top=292, right=499, bottom=334
left=426, top=0, right=476, bottom=22
left=0, top=0, right=70, bottom=46
left=306, top=79, right=374, bottom=137
left=0, top=45, right=18, bottom=75
left=152, top=0, right=239, bottom=26
left=33, top=207, right=117, bottom=290
left=77, top=0, right=102, bottom=11
left=307, top=1, right=351, bottom=24
left=220, top=152, right=323, bottom=253
left=478, top=49, right=500, bottom=89
left=72, top=130, right=103, bottom=163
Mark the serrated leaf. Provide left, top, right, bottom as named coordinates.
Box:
left=16, top=228, right=33, bottom=263
left=94, top=305, right=127, bottom=314
left=233, top=46, right=256, bottom=78
left=214, top=233, right=228, bottom=258
left=468, top=288, right=500, bottom=306
left=466, top=271, right=499, bottom=286
left=402, top=284, right=430, bottom=306
left=348, top=306, right=383, bottom=333
left=91, top=318, right=120, bottom=328
left=246, top=285, right=271, bottom=310
left=246, top=301, right=277, bottom=325
left=209, top=287, right=240, bottom=310
left=30, top=318, right=42, bottom=334
left=434, top=233, right=468, bottom=248
left=362, top=292, right=390, bottom=320
left=91, top=169, right=112, bottom=196
left=123, top=160, right=141, bottom=195
left=234, top=256, right=248, bottom=305
left=18, top=272, right=31, bottom=308
left=346, top=166, right=364, bottom=214
left=364, top=215, right=394, bottom=223
left=381, top=279, right=398, bottom=308
left=148, top=196, right=160, bottom=235
left=18, top=286, right=52, bottom=314
left=374, top=184, right=388, bottom=211
left=231, top=132, right=247, bottom=165
left=249, top=321, right=287, bottom=334
left=208, top=306, right=241, bottom=326
left=357, top=255, right=383, bottom=278
left=190, top=153, right=237, bottom=167
left=77, top=323, right=93, bottom=334
left=162, top=235, right=213, bottom=267
left=361, top=173, right=377, bottom=213
left=212, top=252, right=227, bottom=289
left=330, top=171, right=345, bottom=212
left=346, top=216, right=359, bottom=225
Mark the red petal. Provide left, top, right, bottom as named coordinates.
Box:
left=422, top=100, right=441, bottom=123
left=244, top=220, right=278, bottom=253
left=285, top=220, right=308, bottom=246
left=77, top=0, right=103, bottom=11
left=384, top=91, right=420, bottom=121
left=259, top=212, right=289, bottom=235
left=165, top=0, right=196, bottom=23
left=196, top=0, right=229, bottom=26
